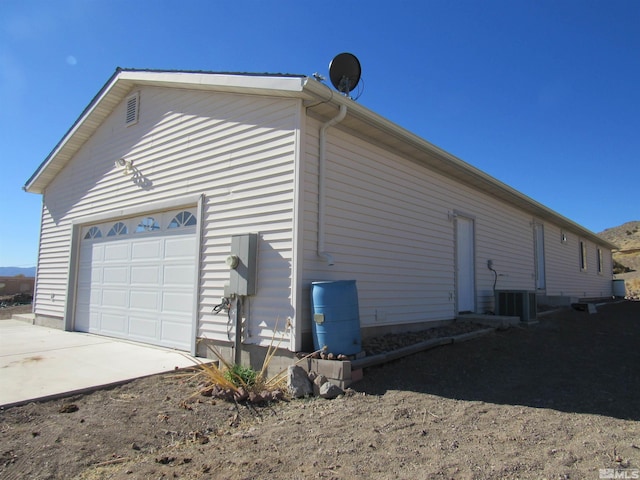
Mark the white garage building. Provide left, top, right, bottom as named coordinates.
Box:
left=24, top=68, right=616, bottom=361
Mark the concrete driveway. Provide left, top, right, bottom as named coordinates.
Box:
left=0, top=319, right=199, bottom=408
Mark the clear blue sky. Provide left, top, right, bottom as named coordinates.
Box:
left=1, top=0, right=638, bottom=267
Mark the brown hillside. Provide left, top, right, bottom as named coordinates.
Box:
left=598, top=220, right=640, bottom=251
left=598, top=220, right=640, bottom=298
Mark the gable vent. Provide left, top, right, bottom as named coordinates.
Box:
left=125, top=92, right=139, bottom=126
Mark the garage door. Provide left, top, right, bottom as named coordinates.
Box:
left=75, top=208, right=198, bottom=351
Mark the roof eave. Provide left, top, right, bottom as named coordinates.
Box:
left=301, top=79, right=617, bottom=250
left=24, top=70, right=616, bottom=251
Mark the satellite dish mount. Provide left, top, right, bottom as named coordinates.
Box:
left=329, top=53, right=361, bottom=98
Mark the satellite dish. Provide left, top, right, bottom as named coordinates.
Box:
left=329, top=53, right=361, bottom=96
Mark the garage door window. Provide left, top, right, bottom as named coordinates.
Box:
left=168, top=211, right=197, bottom=229
left=136, top=217, right=160, bottom=233
left=84, top=226, right=102, bottom=239
left=107, top=222, right=128, bottom=236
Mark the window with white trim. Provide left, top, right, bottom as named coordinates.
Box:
left=597, top=248, right=603, bottom=274
left=579, top=240, right=587, bottom=271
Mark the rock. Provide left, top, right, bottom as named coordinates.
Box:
left=313, top=374, right=329, bottom=396
left=200, top=387, right=213, bottom=397
left=234, top=387, right=248, bottom=402
left=319, top=382, right=343, bottom=400
left=271, top=389, right=285, bottom=401
left=287, top=365, right=313, bottom=398
left=248, top=391, right=263, bottom=403
left=58, top=404, right=79, bottom=413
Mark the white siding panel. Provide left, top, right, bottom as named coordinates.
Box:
left=35, top=87, right=300, bottom=348
left=302, top=118, right=607, bottom=331
left=544, top=225, right=613, bottom=298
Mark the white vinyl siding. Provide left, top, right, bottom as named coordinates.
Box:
left=34, top=87, right=300, bottom=348
left=540, top=224, right=612, bottom=298
left=301, top=119, right=613, bottom=329
left=32, top=77, right=615, bottom=353
left=302, top=121, right=539, bottom=330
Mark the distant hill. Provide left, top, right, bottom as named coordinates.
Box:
left=598, top=220, right=640, bottom=299
left=598, top=221, right=640, bottom=251
left=0, top=267, right=36, bottom=277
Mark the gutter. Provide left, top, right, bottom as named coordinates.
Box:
left=317, top=104, right=347, bottom=266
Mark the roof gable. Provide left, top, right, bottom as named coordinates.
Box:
left=23, top=68, right=308, bottom=194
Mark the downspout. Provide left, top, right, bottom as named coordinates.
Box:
left=318, top=103, right=347, bottom=266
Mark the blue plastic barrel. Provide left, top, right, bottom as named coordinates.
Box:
left=310, top=280, right=362, bottom=355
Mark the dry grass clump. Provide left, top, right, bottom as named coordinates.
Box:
left=188, top=319, right=293, bottom=404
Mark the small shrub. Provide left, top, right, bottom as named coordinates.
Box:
left=224, top=363, right=257, bottom=388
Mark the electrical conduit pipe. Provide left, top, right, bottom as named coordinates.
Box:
left=317, top=103, right=347, bottom=266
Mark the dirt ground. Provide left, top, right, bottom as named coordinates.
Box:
left=1, top=301, right=639, bottom=480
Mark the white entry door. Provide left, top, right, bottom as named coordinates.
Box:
left=75, top=209, right=198, bottom=351
left=456, top=216, right=475, bottom=313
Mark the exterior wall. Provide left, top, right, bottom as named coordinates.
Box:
left=300, top=117, right=613, bottom=338
left=32, top=81, right=615, bottom=356
left=34, top=86, right=301, bottom=348
left=301, top=120, right=539, bottom=334
left=543, top=223, right=613, bottom=298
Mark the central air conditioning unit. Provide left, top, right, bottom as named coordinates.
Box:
left=495, top=290, right=537, bottom=322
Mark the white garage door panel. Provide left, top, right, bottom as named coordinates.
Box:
left=102, top=289, right=128, bottom=307
left=132, top=240, right=162, bottom=259
left=165, top=236, right=196, bottom=258
left=79, top=245, right=104, bottom=272
left=104, top=243, right=129, bottom=261
left=90, top=268, right=102, bottom=283
left=129, top=315, right=159, bottom=339
left=103, top=266, right=128, bottom=284
left=129, top=290, right=159, bottom=310
left=131, top=265, right=162, bottom=285
left=164, top=264, right=195, bottom=285
left=101, top=313, right=127, bottom=335
left=74, top=209, right=197, bottom=351
left=161, top=321, right=192, bottom=349
left=162, top=291, right=193, bottom=313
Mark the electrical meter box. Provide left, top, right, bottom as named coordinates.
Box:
left=228, top=233, right=258, bottom=296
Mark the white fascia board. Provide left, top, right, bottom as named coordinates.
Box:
left=117, top=70, right=307, bottom=94
left=24, top=71, right=126, bottom=194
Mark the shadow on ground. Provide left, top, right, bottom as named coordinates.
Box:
left=355, top=301, right=640, bottom=421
